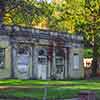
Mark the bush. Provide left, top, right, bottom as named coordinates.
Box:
left=84, top=48, right=93, bottom=58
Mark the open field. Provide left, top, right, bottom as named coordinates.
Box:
left=0, top=79, right=100, bottom=99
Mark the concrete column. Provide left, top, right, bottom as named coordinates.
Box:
left=48, top=60, right=51, bottom=79
left=68, top=47, right=73, bottom=79
left=29, top=46, right=33, bottom=79
left=33, top=43, right=38, bottom=79
left=52, top=43, right=56, bottom=78
left=11, top=45, right=17, bottom=78
left=31, top=46, right=34, bottom=79
left=64, top=48, right=68, bottom=79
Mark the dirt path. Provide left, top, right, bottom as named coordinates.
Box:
left=0, top=86, right=33, bottom=90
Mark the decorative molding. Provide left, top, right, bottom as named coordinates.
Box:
left=0, top=24, right=84, bottom=47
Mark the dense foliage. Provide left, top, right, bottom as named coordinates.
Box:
left=84, top=48, right=93, bottom=58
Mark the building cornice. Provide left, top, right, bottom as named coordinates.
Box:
left=0, top=24, right=84, bottom=46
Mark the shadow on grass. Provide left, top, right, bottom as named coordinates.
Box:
left=0, top=79, right=100, bottom=99
left=0, top=86, right=99, bottom=100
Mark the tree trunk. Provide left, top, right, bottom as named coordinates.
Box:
left=92, top=36, right=98, bottom=77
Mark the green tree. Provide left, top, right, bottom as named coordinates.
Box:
left=57, top=0, right=100, bottom=76
left=3, top=0, right=54, bottom=28
left=76, top=0, right=100, bottom=76
left=49, top=0, right=100, bottom=75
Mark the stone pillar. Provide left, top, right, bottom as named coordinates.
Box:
left=29, top=46, right=33, bottom=79
left=48, top=60, right=51, bottom=79
left=32, top=46, right=34, bottom=79
left=11, top=43, right=17, bottom=78
left=33, top=43, right=38, bottom=79
left=64, top=48, right=68, bottom=79
left=52, top=43, right=56, bottom=79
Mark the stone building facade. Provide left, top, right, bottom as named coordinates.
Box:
left=0, top=25, right=84, bottom=80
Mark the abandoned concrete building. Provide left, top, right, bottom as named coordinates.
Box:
left=0, top=25, right=84, bottom=80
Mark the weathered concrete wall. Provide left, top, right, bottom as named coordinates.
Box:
left=0, top=35, right=84, bottom=80
left=0, top=37, right=11, bottom=79
left=69, top=48, right=84, bottom=79
left=13, top=45, right=33, bottom=79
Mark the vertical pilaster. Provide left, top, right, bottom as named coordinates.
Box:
left=11, top=43, right=16, bottom=78
left=33, top=43, right=38, bottom=79
left=64, top=48, right=68, bottom=79
left=32, top=46, right=34, bottom=79
left=48, top=60, right=51, bottom=79
left=69, top=47, right=73, bottom=79
left=52, top=42, right=56, bottom=77
left=29, top=46, right=33, bottom=79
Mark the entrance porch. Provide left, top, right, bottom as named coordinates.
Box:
left=12, top=42, right=69, bottom=80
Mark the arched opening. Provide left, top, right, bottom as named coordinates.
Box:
left=55, top=48, right=65, bottom=79
left=15, top=44, right=31, bottom=79
left=37, top=48, right=48, bottom=80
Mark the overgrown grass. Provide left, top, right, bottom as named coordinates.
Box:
left=0, top=79, right=100, bottom=99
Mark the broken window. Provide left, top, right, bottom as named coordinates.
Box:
left=0, top=48, right=5, bottom=68
left=38, top=48, right=47, bottom=65
left=55, top=48, right=64, bottom=74
left=73, top=53, right=80, bottom=69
